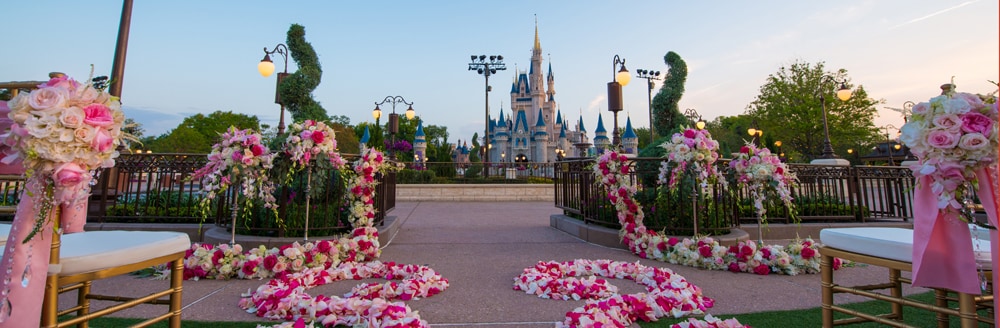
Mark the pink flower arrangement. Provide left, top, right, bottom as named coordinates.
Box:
left=514, top=259, right=747, bottom=327
left=283, top=119, right=346, bottom=173
left=658, top=127, right=724, bottom=189
left=594, top=150, right=842, bottom=276
left=899, top=86, right=998, bottom=211
left=239, top=261, right=447, bottom=327
left=1, top=72, right=127, bottom=241
left=670, top=314, right=748, bottom=328
left=728, top=143, right=798, bottom=221
left=191, top=127, right=277, bottom=218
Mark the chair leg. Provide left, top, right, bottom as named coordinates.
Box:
left=935, top=289, right=949, bottom=328
left=889, top=268, right=902, bottom=320
left=41, top=273, right=59, bottom=328
left=170, top=258, right=183, bottom=328
left=77, top=281, right=91, bottom=328
left=957, top=292, right=977, bottom=328
left=821, top=254, right=834, bottom=327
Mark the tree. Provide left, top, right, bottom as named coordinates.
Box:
left=422, top=124, right=450, bottom=162
left=280, top=24, right=327, bottom=123
left=746, top=61, right=882, bottom=161
left=469, top=132, right=481, bottom=162
left=329, top=122, right=359, bottom=155
left=652, top=51, right=688, bottom=137
left=145, top=111, right=260, bottom=153
left=704, top=115, right=754, bottom=159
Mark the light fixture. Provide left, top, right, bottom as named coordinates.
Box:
left=774, top=141, right=782, bottom=147
left=405, top=105, right=415, bottom=120
left=836, top=83, right=852, bottom=101
left=695, top=120, right=706, bottom=130
left=372, top=105, right=382, bottom=120
left=893, top=143, right=901, bottom=150
left=847, top=148, right=854, bottom=154
left=258, top=54, right=275, bottom=77
left=747, top=128, right=757, bottom=136
left=616, top=64, right=631, bottom=86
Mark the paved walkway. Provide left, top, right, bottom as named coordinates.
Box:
left=69, top=201, right=927, bottom=327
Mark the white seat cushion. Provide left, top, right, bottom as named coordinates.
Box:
left=821, top=227, right=991, bottom=264
left=59, top=231, right=190, bottom=276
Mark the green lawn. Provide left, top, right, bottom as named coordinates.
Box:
left=72, top=291, right=993, bottom=327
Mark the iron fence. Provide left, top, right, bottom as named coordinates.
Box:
left=0, top=153, right=396, bottom=237
left=554, top=157, right=917, bottom=232
left=397, top=161, right=558, bottom=183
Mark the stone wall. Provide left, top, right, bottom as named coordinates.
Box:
left=397, top=184, right=553, bottom=202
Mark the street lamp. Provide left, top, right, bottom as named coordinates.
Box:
left=374, top=96, right=415, bottom=160
left=747, top=127, right=763, bottom=146
left=636, top=68, right=662, bottom=144
left=683, top=108, right=705, bottom=130
left=555, top=148, right=565, bottom=161
left=258, top=43, right=290, bottom=134
left=469, top=54, right=506, bottom=178
left=774, top=140, right=784, bottom=161
left=817, top=74, right=853, bottom=159
left=608, top=55, right=630, bottom=147
left=880, top=124, right=898, bottom=166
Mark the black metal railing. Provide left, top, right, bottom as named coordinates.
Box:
left=396, top=161, right=558, bottom=183
left=554, top=157, right=917, bottom=233
left=0, top=153, right=396, bottom=237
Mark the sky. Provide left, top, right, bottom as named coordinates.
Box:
left=2, top=1, right=998, bottom=144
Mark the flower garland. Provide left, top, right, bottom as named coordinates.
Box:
left=2, top=72, right=127, bottom=241
left=728, top=142, right=798, bottom=221
left=899, top=86, right=998, bottom=213
left=593, top=151, right=841, bottom=275
left=191, top=127, right=277, bottom=218
left=238, top=261, right=448, bottom=327
left=513, top=259, right=729, bottom=327
left=183, top=148, right=388, bottom=280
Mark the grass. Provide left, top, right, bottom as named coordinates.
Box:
left=70, top=291, right=993, bottom=328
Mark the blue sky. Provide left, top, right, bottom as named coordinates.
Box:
left=3, top=1, right=997, bottom=143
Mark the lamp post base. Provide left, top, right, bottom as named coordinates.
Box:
left=810, top=158, right=850, bottom=166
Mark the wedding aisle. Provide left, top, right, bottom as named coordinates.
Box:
left=59, top=201, right=929, bottom=327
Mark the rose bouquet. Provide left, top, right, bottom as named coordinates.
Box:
left=658, top=127, right=724, bottom=189
left=191, top=126, right=277, bottom=219
left=729, top=142, right=798, bottom=222
left=899, top=85, right=998, bottom=214
left=282, top=119, right=346, bottom=174
left=1, top=72, right=127, bottom=241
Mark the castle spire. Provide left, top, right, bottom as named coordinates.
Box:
left=534, top=15, right=541, bottom=51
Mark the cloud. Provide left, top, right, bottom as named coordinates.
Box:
left=587, top=94, right=606, bottom=112
left=890, top=0, right=979, bottom=30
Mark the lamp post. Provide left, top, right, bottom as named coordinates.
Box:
left=775, top=140, right=784, bottom=161
left=636, top=68, right=661, bottom=144
left=258, top=43, right=290, bottom=135
left=374, top=96, right=415, bottom=160
left=608, top=55, right=631, bottom=147
left=683, top=108, right=705, bottom=130
left=747, top=127, right=763, bottom=146
left=469, top=55, right=506, bottom=178
left=880, top=124, right=898, bottom=166
left=817, top=74, right=853, bottom=159
left=372, top=106, right=382, bottom=149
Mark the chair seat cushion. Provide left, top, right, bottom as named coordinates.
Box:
left=59, top=231, right=191, bottom=276
left=821, top=227, right=991, bottom=264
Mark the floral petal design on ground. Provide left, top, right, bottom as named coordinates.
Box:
left=593, top=151, right=842, bottom=275
left=240, top=261, right=448, bottom=327
left=513, top=259, right=746, bottom=327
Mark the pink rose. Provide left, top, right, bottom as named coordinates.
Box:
left=82, top=103, right=115, bottom=127
left=958, top=133, right=989, bottom=151
left=728, top=262, right=741, bottom=273
left=40, top=75, right=79, bottom=90
left=955, top=92, right=986, bottom=111
left=960, top=112, right=993, bottom=135
left=800, top=247, right=816, bottom=259
left=251, top=144, right=265, bottom=156
left=931, top=114, right=962, bottom=132
left=683, top=129, right=696, bottom=138
left=310, top=131, right=325, bottom=144
left=27, top=87, right=67, bottom=110
left=90, top=128, right=114, bottom=152
left=54, top=162, right=87, bottom=187
left=698, top=245, right=713, bottom=258
left=300, top=130, right=313, bottom=141
left=925, top=130, right=960, bottom=149
left=911, top=102, right=930, bottom=115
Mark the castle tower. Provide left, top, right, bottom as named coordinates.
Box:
left=622, top=116, right=639, bottom=156
left=532, top=108, right=549, bottom=162
left=502, top=18, right=558, bottom=163
left=414, top=120, right=427, bottom=163
left=593, top=113, right=610, bottom=152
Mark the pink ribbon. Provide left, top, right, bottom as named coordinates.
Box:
left=974, top=169, right=999, bottom=323
left=911, top=169, right=997, bottom=295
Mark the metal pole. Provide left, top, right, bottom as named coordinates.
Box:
left=484, top=71, right=490, bottom=178
left=108, top=0, right=134, bottom=97
left=647, top=80, right=655, bottom=144
left=819, top=94, right=836, bottom=158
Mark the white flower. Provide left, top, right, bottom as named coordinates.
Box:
left=24, top=114, right=58, bottom=138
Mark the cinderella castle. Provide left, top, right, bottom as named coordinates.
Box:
left=434, top=22, right=639, bottom=166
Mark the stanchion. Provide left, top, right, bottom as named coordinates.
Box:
left=304, top=166, right=312, bottom=241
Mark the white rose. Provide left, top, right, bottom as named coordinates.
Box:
left=75, top=126, right=97, bottom=142
left=942, top=98, right=972, bottom=114
left=25, top=115, right=58, bottom=138
left=27, top=87, right=67, bottom=110
left=60, top=106, right=85, bottom=128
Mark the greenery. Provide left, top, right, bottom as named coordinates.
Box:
left=736, top=194, right=870, bottom=220
left=652, top=51, right=689, bottom=137
left=105, top=190, right=204, bottom=223
left=281, top=24, right=326, bottom=123
left=140, top=111, right=261, bottom=153
left=746, top=60, right=882, bottom=162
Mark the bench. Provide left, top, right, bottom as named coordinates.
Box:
left=820, top=227, right=993, bottom=327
